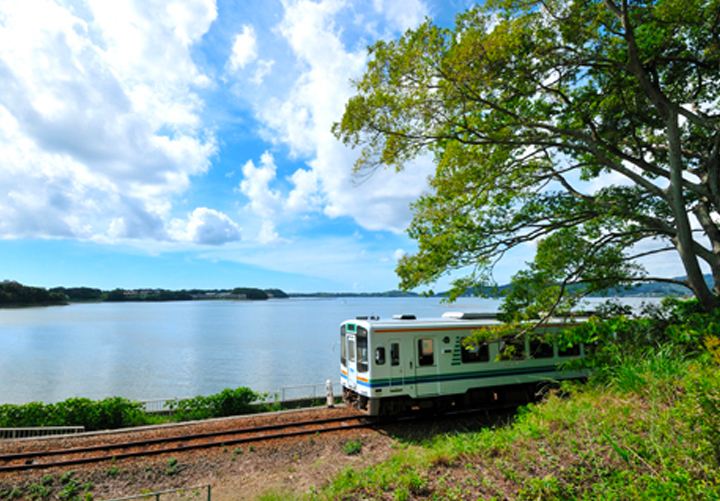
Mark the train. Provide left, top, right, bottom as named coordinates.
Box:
left=340, top=311, right=588, bottom=415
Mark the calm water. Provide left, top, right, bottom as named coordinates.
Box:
left=0, top=296, right=657, bottom=404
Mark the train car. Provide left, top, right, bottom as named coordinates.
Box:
left=340, top=311, right=587, bottom=415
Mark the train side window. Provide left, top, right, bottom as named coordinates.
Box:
left=340, top=325, right=346, bottom=365
left=390, top=343, right=400, bottom=366
left=499, top=336, right=526, bottom=361
left=559, top=344, right=581, bottom=357
left=375, top=346, right=386, bottom=365
left=357, top=327, right=369, bottom=372
left=418, top=338, right=434, bottom=366
left=529, top=339, right=554, bottom=359
left=461, top=338, right=489, bottom=363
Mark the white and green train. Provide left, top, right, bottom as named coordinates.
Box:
left=340, top=311, right=588, bottom=415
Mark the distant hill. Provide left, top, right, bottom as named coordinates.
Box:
left=288, top=290, right=419, bottom=298
left=435, top=275, right=702, bottom=298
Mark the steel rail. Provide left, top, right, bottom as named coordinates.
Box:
left=0, top=415, right=374, bottom=472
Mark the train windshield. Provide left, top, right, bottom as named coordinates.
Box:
left=357, top=326, right=369, bottom=372
left=340, top=325, right=346, bottom=365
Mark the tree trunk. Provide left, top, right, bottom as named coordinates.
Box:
left=668, top=110, right=719, bottom=311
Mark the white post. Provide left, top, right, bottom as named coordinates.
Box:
left=326, top=380, right=334, bottom=408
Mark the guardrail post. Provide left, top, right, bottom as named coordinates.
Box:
left=326, top=380, right=334, bottom=408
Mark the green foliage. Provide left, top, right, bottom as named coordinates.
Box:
left=335, top=0, right=720, bottom=313
left=165, top=458, right=179, bottom=476
left=0, top=397, right=147, bottom=431
left=230, top=287, right=268, bottom=300
left=342, top=440, right=363, bottom=455
left=0, top=281, right=66, bottom=305
left=168, top=387, right=262, bottom=421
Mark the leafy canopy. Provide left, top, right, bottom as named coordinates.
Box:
left=334, top=0, right=720, bottom=315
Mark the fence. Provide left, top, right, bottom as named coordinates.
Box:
left=138, top=381, right=342, bottom=414
left=0, top=426, right=85, bottom=440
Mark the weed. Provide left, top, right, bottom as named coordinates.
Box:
left=234, top=447, right=242, bottom=455
left=41, top=475, right=53, bottom=486
left=28, top=483, right=52, bottom=500
left=343, top=440, right=362, bottom=455
left=165, top=458, right=179, bottom=476
left=59, top=480, right=78, bottom=500
left=248, top=445, right=255, bottom=452
left=106, top=466, right=120, bottom=477
left=60, top=471, right=74, bottom=485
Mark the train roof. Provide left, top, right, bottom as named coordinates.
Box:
left=344, top=311, right=592, bottom=331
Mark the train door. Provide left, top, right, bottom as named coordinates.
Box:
left=346, top=333, right=357, bottom=390
left=415, top=337, right=440, bottom=396
left=388, top=339, right=404, bottom=392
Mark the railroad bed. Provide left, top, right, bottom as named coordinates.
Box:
left=0, top=407, right=369, bottom=465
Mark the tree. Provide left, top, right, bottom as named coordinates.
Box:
left=334, top=0, right=720, bottom=315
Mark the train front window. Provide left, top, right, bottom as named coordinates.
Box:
left=357, top=326, right=369, bottom=372
left=340, top=325, right=346, bottom=365
left=461, top=338, right=489, bottom=363
left=418, top=338, right=434, bottom=366
left=347, top=338, right=355, bottom=363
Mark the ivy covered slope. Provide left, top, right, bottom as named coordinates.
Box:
left=334, top=0, right=720, bottom=316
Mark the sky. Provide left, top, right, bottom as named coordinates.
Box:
left=0, top=0, right=687, bottom=293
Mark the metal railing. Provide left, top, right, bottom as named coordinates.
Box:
left=268, top=381, right=342, bottom=403
left=0, top=426, right=85, bottom=440
left=106, top=484, right=210, bottom=501
left=137, top=381, right=342, bottom=414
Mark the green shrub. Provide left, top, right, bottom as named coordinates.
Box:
left=0, top=398, right=147, bottom=431
left=168, top=387, right=262, bottom=421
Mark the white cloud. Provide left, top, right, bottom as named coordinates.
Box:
left=249, top=0, right=433, bottom=236
left=372, top=0, right=430, bottom=32
left=186, top=208, right=241, bottom=245
left=252, top=59, right=275, bottom=84
left=257, top=219, right=290, bottom=245
left=239, top=151, right=283, bottom=218
left=0, top=0, right=219, bottom=243
left=227, top=25, right=259, bottom=73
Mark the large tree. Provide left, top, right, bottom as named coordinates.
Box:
left=334, top=0, right=720, bottom=315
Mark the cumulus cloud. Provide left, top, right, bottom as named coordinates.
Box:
left=372, top=0, right=430, bottom=32
left=250, top=0, right=434, bottom=236
left=239, top=151, right=283, bottom=218
left=186, top=208, right=241, bottom=245
left=0, top=0, right=218, bottom=243
left=227, top=25, right=259, bottom=73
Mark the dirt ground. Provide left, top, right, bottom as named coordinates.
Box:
left=0, top=407, right=399, bottom=501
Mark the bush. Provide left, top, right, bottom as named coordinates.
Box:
left=168, top=387, right=263, bottom=422
left=0, top=397, right=147, bottom=431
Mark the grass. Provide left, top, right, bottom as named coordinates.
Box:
left=258, top=341, right=720, bottom=500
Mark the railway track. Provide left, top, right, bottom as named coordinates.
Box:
left=0, top=414, right=376, bottom=472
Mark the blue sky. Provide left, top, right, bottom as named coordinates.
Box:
left=0, top=0, right=686, bottom=293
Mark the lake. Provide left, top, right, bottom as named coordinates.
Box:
left=0, top=296, right=657, bottom=404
